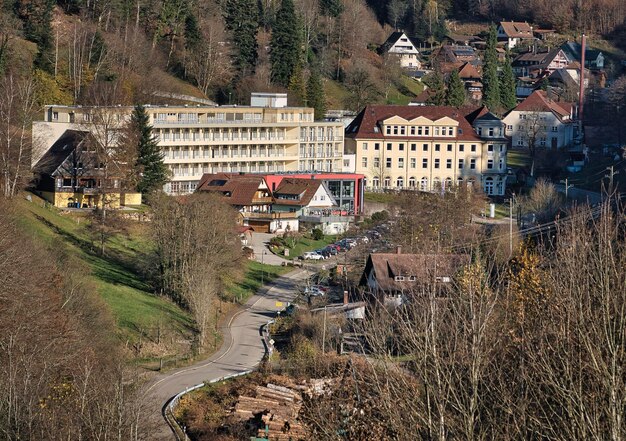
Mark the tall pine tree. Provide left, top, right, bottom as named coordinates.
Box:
left=307, top=70, right=326, bottom=120
left=270, top=0, right=302, bottom=87
left=288, top=63, right=307, bottom=106
left=224, top=0, right=259, bottom=75
left=482, top=24, right=501, bottom=111
left=131, top=105, right=169, bottom=199
left=446, top=70, right=466, bottom=107
left=425, top=70, right=446, bottom=105
left=500, top=52, right=517, bottom=111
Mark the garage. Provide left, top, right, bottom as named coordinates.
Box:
left=247, top=221, right=270, bottom=233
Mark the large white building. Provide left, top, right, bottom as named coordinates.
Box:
left=34, top=95, right=346, bottom=194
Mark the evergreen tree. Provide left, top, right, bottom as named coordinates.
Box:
left=184, top=13, right=202, bottom=50
left=307, top=70, right=326, bottom=120
left=224, top=0, right=259, bottom=75
left=319, top=0, right=343, bottom=16
left=425, top=70, right=446, bottom=105
left=482, top=24, right=501, bottom=110
left=131, top=105, right=169, bottom=198
left=14, top=0, right=55, bottom=73
left=270, top=0, right=302, bottom=87
left=446, top=69, right=466, bottom=107
left=288, top=63, right=307, bottom=106
left=500, top=52, right=517, bottom=111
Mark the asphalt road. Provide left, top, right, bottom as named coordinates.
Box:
left=144, top=268, right=311, bottom=440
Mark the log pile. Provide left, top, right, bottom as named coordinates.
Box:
left=233, top=383, right=309, bottom=440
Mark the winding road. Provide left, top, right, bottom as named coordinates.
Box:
left=145, top=267, right=311, bottom=440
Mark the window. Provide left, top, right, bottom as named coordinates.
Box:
left=423, top=144, right=428, bottom=152
left=488, top=127, right=494, bottom=136
left=393, top=126, right=399, bottom=135
left=488, top=144, right=494, bottom=152
left=400, top=126, right=406, bottom=135
left=411, top=143, right=417, bottom=151
left=52, top=111, right=59, bottom=121
left=384, top=177, right=391, bottom=187
left=484, top=177, right=494, bottom=195
left=488, top=159, right=494, bottom=169
left=420, top=177, right=428, bottom=191
left=434, top=158, right=440, bottom=169
left=362, top=157, right=368, bottom=168
left=410, top=127, right=416, bottom=135
left=448, top=127, right=454, bottom=136
left=458, top=158, right=464, bottom=169
left=374, top=158, right=380, bottom=168
left=499, top=159, right=505, bottom=170
left=399, top=143, right=405, bottom=151
left=424, top=127, right=430, bottom=135
left=387, top=143, right=392, bottom=151
left=418, top=126, right=423, bottom=135
left=552, top=126, right=558, bottom=132
left=507, top=125, right=513, bottom=130
left=471, top=144, right=477, bottom=152
left=447, top=144, right=453, bottom=152
left=397, top=177, right=404, bottom=187
left=363, top=142, right=368, bottom=150
left=470, top=158, right=476, bottom=169
left=386, top=158, right=392, bottom=168
left=398, top=158, right=404, bottom=168
left=435, top=144, right=440, bottom=152
left=375, top=143, right=380, bottom=150
left=409, top=177, right=416, bottom=187
left=385, top=126, right=391, bottom=135
left=422, top=158, right=428, bottom=168
left=410, top=158, right=416, bottom=168
left=372, top=177, right=379, bottom=188
left=434, top=127, right=440, bottom=136
left=459, top=144, right=465, bottom=152
left=446, top=159, right=452, bottom=169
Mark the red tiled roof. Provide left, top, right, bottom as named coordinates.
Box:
left=196, top=173, right=270, bottom=206
left=345, top=105, right=487, bottom=141
left=458, top=62, right=481, bottom=79
left=514, top=90, right=574, bottom=121
left=499, top=21, right=534, bottom=38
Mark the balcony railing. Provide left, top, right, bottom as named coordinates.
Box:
left=242, top=211, right=298, bottom=219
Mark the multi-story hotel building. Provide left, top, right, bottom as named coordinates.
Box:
left=345, top=105, right=508, bottom=196
left=33, top=94, right=345, bottom=195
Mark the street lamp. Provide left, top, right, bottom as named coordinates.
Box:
left=560, top=178, right=574, bottom=200
left=261, top=250, right=266, bottom=285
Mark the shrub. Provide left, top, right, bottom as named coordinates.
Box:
left=371, top=210, right=389, bottom=223
left=311, top=228, right=324, bottom=240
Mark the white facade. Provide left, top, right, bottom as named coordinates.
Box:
left=386, top=32, right=421, bottom=69
left=504, top=110, right=574, bottom=149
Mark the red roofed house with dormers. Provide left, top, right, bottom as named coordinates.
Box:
left=345, top=105, right=508, bottom=196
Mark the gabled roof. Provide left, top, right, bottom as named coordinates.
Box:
left=512, top=48, right=567, bottom=70
left=196, top=173, right=270, bottom=206
left=499, top=21, right=534, bottom=38
left=273, top=178, right=334, bottom=207
left=345, top=105, right=489, bottom=141
left=359, top=252, right=470, bottom=292
left=379, top=31, right=420, bottom=55
left=561, top=41, right=604, bottom=62
left=34, top=130, right=92, bottom=176
left=458, top=62, right=481, bottom=79
left=512, top=90, right=575, bottom=121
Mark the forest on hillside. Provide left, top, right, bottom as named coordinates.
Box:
left=1, top=0, right=625, bottom=110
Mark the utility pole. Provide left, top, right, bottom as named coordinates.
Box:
left=322, top=305, right=327, bottom=353
left=605, top=166, right=619, bottom=195
left=509, top=197, right=513, bottom=257
left=560, top=178, right=573, bottom=200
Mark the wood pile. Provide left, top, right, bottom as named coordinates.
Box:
left=232, top=383, right=309, bottom=440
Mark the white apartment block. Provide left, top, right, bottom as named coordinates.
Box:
left=33, top=97, right=344, bottom=194
left=345, top=105, right=508, bottom=196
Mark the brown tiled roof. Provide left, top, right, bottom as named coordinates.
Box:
left=273, top=178, right=326, bottom=207
left=499, top=21, right=534, bottom=38
left=458, top=62, right=481, bottom=79
left=514, top=90, right=574, bottom=121
left=345, top=105, right=488, bottom=142
left=360, top=252, right=470, bottom=292
left=196, top=173, right=270, bottom=206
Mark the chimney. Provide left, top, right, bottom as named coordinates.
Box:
left=579, top=34, right=586, bottom=123
left=396, top=245, right=402, bottom=254
left=343, top=290, right=349, bottom=305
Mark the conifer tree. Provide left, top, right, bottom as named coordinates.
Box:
left=482, top=24, right=501, bottom=110
left=446, top=69, right=466, bottom=107
left=425, top=70, right=446, bottom=105
left=270, top=0, right=302, bottom=87
left=500, top=52, right=517, bottom=111
left=131, top=105, right=169, bottom=199
left=224, top=0, right=259, bottom=75
left=288, top=63, right=307, bottom=105
left=319, top=0, right=344, bottom=16
left=307, top=70, right=326, bottom=120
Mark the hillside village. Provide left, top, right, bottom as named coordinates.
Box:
left=1, top=0, right=626, bottom=439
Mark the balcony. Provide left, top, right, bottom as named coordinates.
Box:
left=251, top=196, right=273, bottom=204
left=242, top=211, right=298, bottom=220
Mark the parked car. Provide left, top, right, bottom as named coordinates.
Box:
left=303, top=286, right=325, bottom=296
left=316, top=248, right=331, bottom=258
left=324, top=245, right=338, bottom=255
left=302, top=251, right=324, bottom=260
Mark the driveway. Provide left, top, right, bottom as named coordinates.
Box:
left=144, top=268, right=312, bottom=439
left=248, top=232, right=287, bottom=265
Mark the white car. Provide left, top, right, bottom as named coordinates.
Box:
left=304, top=286, right=325, bottom=296
left=303, top=251, right=324, bottom=260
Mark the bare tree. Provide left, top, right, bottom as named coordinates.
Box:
left=516, top=109, right=547, bottom=177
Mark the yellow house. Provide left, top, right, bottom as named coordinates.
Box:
left=345, top=105, right=508, bottom=196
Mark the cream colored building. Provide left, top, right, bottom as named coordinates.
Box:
left=345, top=105, right=508, bottom=196
left=34, top=97, right=344, bottom=195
